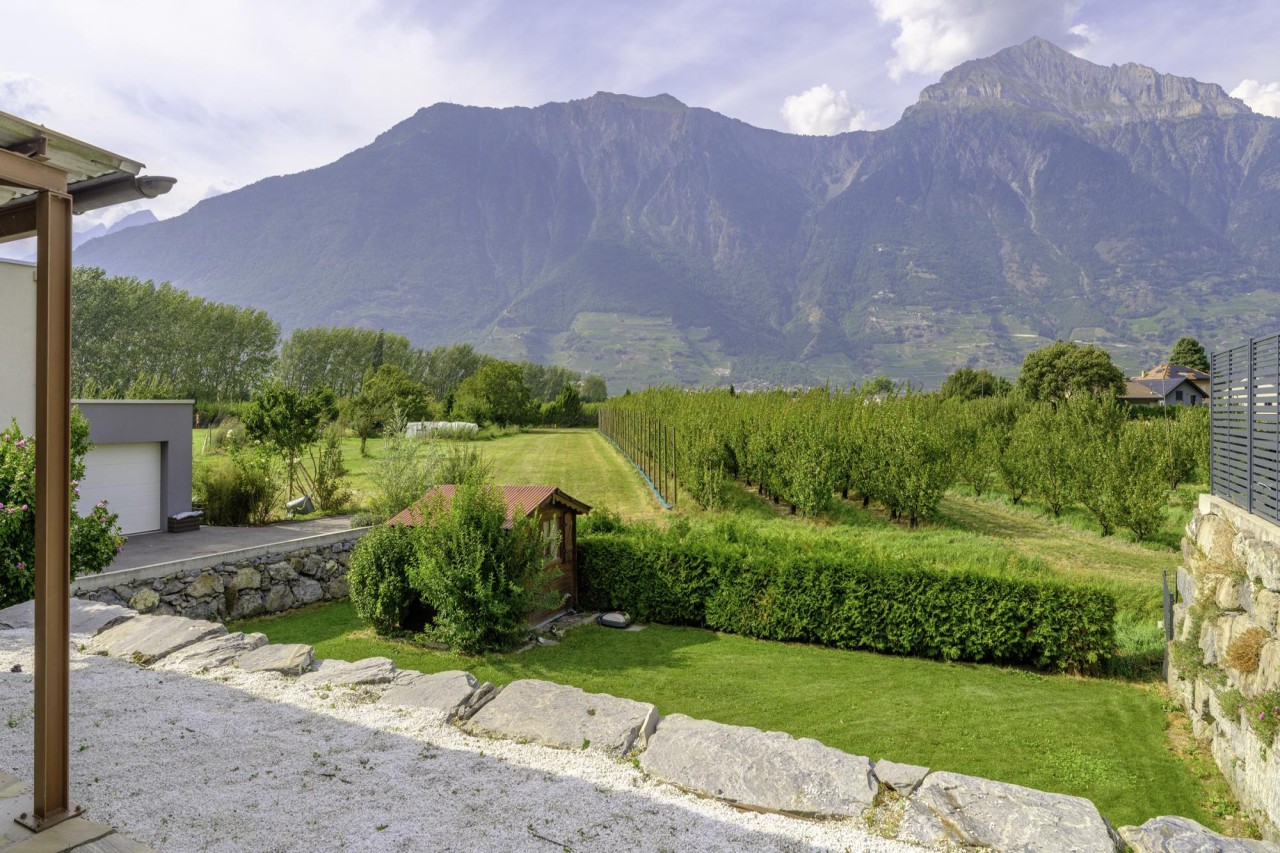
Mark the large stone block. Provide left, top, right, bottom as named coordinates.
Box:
left=379, top=671, right=483, bottom=720
left=186, top=572, right=223, bottom=599
left=264, top=586, right=296, bottom=613
left=86, top=615, right=227, bottom=665
left=1218, top=576, right=1247, bottom=611
left=129, top=588, right=160, bottom=613
left=874, top=759, right=929, bottom=795
left=0, top=599, right=135, bottom=636
left=1253, top=589, right=1280, bottom=634
left=292, top=577, right=325, bottom=605
left=1119, top=815, right=1279, bottom=852
left=228, top=567, right=262, bottom=592
left=896, top=771, right=1115, bottom=852
left=464, top=679, right=658, bottom=757
left=1255, top=640, right=1280, bottom=693
left=1199, top=514, right=1240, bottom=570
left=236, top=643, right=314, bottom=675
left=228, top=589, right=264, bottom=620
left=1249, top=540, right=1280, bottom=593
left=639, top=713, right=876, bottom=817
left=1176, top=566, right=1197, bottom=606
left=156, top=631, right=268, bottom=673
left=298, top=657, right=396, bottom=688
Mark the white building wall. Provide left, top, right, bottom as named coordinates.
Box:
left=0, top=259, right=36, bottom=432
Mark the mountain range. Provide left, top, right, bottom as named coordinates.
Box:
left=76, top=38, right=1280, bottom=389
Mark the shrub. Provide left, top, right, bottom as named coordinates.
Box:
left=196, top=448, right=281, bottom=526
left=1, top=414, right=124, bottom=607
left=368, top=407, right=437, bottom=522
left=436, top=444, right=493, bottom=486
left=408, top=485, right=560, bottom=653
left=1219, top=688, right=1244, bottom=721
left=306, top=424, right=351, bottom=512
left=579, top=520, right=1116, bottom=671
left=1226, top=627, right=1271, bottom=674
left=348, top=524, right=423, bottom=634
left=1244, top=689, right=1280, bottom=745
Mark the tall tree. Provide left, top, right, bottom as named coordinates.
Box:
left=1169, top=337, right=1210, bottom=372
left=244, top=382, right=337, bottom=497
left=452, top=362, right=532, bottom=426
left=938, top=368, right=1012, bottom=401
left=1017, top=341, right=1125, bottom=403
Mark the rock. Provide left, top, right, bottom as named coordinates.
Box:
left=896, top=771, right=1115, bottom=852
left=87, top=615, right=227, bottom=665
left=304, top=554, right=325, bottom=576
left=1176, top=566, right=1197, bottom=606
left=186, top=572, right=223, bottom=599
left=325, top=577, right=349, bottom=599
left=379, top=670, right=482, bottom=719
left=292, top=577, right=325, bottom=605
left=235, top=643, right=314, bottom=675
left=1248, top=540, right=1280, bottom=592
left=639, top=713, right=876, bottom=817
left=129, top=588, right=160, bottom=613
left=1255, top=640, right=1280, bottom=692
left=1253, top=589, right=1280, bottom=633
left=156, top=632, right=268, bottom=673
left=298, top=657, right=397, bottom=688
left=1119, top=815, right=1279, bottom=852
left=1188, top=507, right=1203, bottom=541
left=874, top=759, right=929, bottom=795
left=0, top=599, right=135, bottom=636
left=183, top=599, right=223, bottom=621
left=264, top=586, right=296, bottom=613
left=1199, top=515, right=1240, bottom=570
left=1217, top=576, right=1245, bottom=611
left=228, top=590, right=264, bottom=621
left=228, top=567, right=262, bottom=592
left=464, top=679, right=658, bottom=757
left=266, top=561, right=298, bottom=583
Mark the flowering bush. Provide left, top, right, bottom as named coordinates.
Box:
left=1, top=414, right=124, bottom=608
left=1245, top=690, right=1280, bottom=746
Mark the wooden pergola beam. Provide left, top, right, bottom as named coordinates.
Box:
left=0, top=147, right=67, bottom=194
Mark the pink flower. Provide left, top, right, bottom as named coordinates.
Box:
left=16, top=562, right=24, bottom=570
left=20, top=504, right=27, bottom=511
left=15, top=440, right=25, bottom=448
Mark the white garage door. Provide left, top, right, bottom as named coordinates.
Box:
left=79, top=443, right=162, bottom=535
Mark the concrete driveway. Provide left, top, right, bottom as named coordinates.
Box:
left=108, top=516, right=357, bottom=573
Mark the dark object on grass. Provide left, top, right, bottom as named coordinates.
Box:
left=596, top=611, right=632, bottom=629
left=286, top=495, right=314, bottom=515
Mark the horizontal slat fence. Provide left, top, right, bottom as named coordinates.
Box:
left=1211, top=334, right=1280, bottom=523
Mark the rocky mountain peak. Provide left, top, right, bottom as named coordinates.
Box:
left=912, top=36, right=1252, bottom=124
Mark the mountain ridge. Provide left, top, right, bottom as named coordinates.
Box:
left=77, top=38, right=1280, bottom=388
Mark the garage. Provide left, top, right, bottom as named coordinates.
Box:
left=79, top=442, right=163, bottom=535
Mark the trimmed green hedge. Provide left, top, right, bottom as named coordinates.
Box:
left=579, top=525, right=1115, bottom=671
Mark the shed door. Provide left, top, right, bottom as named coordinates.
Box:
left=79, top=442, right=162, bottom=534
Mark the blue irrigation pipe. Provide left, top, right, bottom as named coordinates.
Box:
left=598, top=428, right=674, bottom=510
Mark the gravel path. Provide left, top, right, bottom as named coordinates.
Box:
left=0, top=628, right=919, bottom=853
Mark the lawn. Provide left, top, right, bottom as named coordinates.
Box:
left=237, top=599, right=1219, bottom=830
left=193, top=427, right=665, bottom=522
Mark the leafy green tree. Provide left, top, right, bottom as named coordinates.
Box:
left=1062, top=394, right=1126, bottom=535
left=580, top=374, right=608, bottom=403
left=1, top=412, right=123, bottom=607
left=409, top=483, right=560, bottom=653
left=939, top=368, right=1012, bottom=401
left=543, top=384, right=583, bottom=427
left=423, top=344, right=491, bottom=405
left=452, top=361, right=533, bottom=426
left=276, top=327, right=422, bottom=397
left=1109, top=421, right=1171, bottom=540
left=947, top=397, right=1001, bottom=496
left=369, top=407, right=437, bottom=521
left=1017, top=341, right=1125, bottom=403
left=348, top=525, right=420, bottom=634
left=1011, top=402, right=1075, bottom=516
left=243, top=382, right=337, bottom=497
left=1169, top=337, right=1210, bottom=372
left=361, top=364, right=436, bottom=423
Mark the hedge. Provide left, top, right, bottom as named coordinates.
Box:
left=579, top=527, right=1115, bottom=671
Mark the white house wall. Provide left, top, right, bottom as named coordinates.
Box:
left=0, top=259, right=36, bottom=432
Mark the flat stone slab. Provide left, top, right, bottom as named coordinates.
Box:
left=874, top=759, right=929, bottom=795
left=639, top=713, right=877, bottom=817
left=297, top=657, right=397, bottom=688
left=236, top=643, right=314, bottom=676
left=85, top=615, right=226, bottom=665
left=379, top=670, right=484, bottom=720
left=896, top=770, right=1116, bottom=852
left=0, top=598, right=135, bottom=636
left=1119, top=816, right=1280, bottom=852
left=463, top=678, right=657, bottom=756
left=154, top=632, right=268, bottom=673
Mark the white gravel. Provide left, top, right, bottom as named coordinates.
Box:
left=0, top=628, right=920, bottom=853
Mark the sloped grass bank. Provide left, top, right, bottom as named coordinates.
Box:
left=237, top=600, right=1215, bottom=830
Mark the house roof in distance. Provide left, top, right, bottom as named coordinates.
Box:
left=1139, top=363, right=1209, bottom=380
left=387, top=485, right=592, bottom=529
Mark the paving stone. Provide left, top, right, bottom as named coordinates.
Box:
left=874, top=759, right=929, bottom=795
left=640, top=713, right=876, bottom=817
left=379, top=670, right=483, bottom=720
left=1119, top=816, right=1279, bottom=852
left=896, top=770, right=1115, bottom=852
left=235, top=643, right=314, bottom=675
left=297, top=657, right=397, bottom=688
left=0, top=599, right=135, bottom=636
left=85, top=615, right=226, bottom=665
left=463, top=678, right=657, bottom=756
left=154, top=632, right=268, bottom=673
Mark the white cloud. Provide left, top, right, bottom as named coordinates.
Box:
left=1231, top=79, right=1280, bottom=117
left=781, top=85, right=876, bottom=135
left=870, top=0, right=1091, bottom=81
left=0, top=73, right=51, bottom=119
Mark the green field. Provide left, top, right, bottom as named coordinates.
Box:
left=239, top=599, right=1228, bottom=830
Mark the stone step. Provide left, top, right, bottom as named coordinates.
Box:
left=463, top=679, right=657, bottom=756
left=235, top=643, right=314, bottom=676
left=297, top=657, right=397, bottom=688
left=85, top=615, right=226, bottom=665
left=154, top=632, right=268, bottom=674
left=379, top=670, right=486, bottom=721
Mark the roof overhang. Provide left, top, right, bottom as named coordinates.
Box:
left=0, top=109, right=174, bottom=243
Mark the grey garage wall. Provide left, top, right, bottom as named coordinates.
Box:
left=74, top=399, right=194, bottom=525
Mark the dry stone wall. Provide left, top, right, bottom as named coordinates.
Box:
left=1170, top=495, right=1280, bottom=839
left=72, top=532, right=363, bottom=623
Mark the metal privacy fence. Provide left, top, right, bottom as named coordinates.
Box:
left=1211, top=334, right=1280, bottom=524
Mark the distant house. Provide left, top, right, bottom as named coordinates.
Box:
left=1121, top=363, right=1210, bottom=407
left=388, top=484, right=591, bottom=623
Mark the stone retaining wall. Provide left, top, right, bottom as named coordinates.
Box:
left=72, top=529, right=367, bottom=622
left=1170, top=494, right=1280, bottom=839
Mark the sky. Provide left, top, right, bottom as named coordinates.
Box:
left=4, top=0, right=1280, bottom=226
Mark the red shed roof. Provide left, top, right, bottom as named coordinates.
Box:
left=387, top=485, right=591, bottom=529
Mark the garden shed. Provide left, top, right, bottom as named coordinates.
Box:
left=389, top=484, right=591, bottom=621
